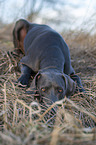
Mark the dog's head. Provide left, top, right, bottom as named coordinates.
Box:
left=28, top=72, right=76, bottom=103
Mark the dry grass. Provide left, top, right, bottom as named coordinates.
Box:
left=0, top=26, right=96, bottom=145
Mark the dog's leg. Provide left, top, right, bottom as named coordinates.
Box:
left=17, top=64, right=32, bottom=87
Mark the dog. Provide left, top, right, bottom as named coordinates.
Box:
left=13, top=19, right=84, bottom=103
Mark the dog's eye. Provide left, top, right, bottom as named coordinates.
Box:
left=58, top=89, right=63, bottom=93
left=57, top=88, right=63, bottom=93
left=41, top=88, right=46, bottom=92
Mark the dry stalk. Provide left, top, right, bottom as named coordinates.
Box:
left=50, top=127, right=61, bottom=145
left=3, top=82, right=7, bottom=126
left=13, top=99, right=41, bottom=124
left=0, top=132, right=21, bottom=144
left=65, top=98, right=96, bottom=122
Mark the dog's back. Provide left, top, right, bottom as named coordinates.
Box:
left=20, top=24, right=74, bottom=75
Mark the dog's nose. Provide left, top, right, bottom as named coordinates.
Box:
left=50, top=90, right=58, bottom=102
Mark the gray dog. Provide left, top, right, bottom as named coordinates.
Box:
left=13, top=19, right=84, bottom=103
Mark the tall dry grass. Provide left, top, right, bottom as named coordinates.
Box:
left=0, top=24, right=96, bottom=145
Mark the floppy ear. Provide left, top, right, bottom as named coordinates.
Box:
left=62, top=74, right=76, bottom=97
left=26, top=72, right=41, bottom=93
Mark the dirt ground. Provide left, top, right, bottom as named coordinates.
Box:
left=0, top=26, right=96, bottom=145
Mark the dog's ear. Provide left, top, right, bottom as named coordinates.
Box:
left=26, top=72, right=41, bottom=93
left=62, top=74, right=76, bottom=97
left=35, top=73, right=41, bottom=88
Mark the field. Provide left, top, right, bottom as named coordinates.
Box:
left=0, top=25, right=96, bottom=145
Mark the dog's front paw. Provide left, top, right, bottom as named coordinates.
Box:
left=17, top=74, right=30, bottom=87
